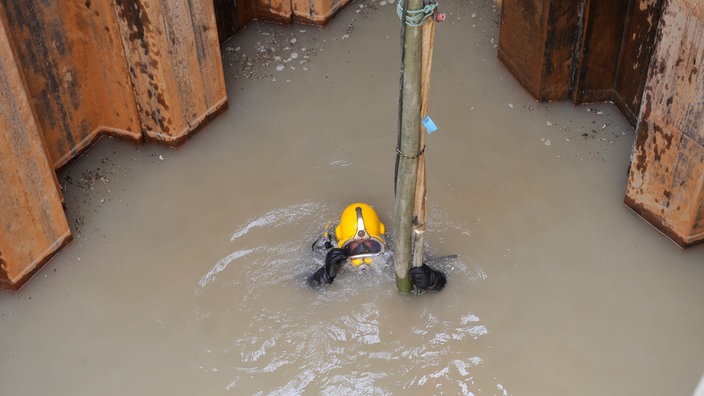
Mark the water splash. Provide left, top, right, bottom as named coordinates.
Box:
left=225, top=303, right=498, bottom=394
left=229, top=202, right=322, bottom=242
left=195, top=202, right=509, bottom=394
left=198, top=248, right=259, bottom=289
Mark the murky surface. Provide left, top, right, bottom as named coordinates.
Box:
left=2, top=1, right=704, bottom=395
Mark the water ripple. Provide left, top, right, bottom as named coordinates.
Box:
left=194, top=201, right=509, bottom=395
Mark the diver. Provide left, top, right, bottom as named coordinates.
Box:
left=308, top=203, right=447, bottom=292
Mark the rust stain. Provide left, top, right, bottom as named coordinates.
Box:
left=625, top=0, right=704, bottom=247
left=663, top=189, right=672, bottom=207
left=155, top=91, right=168, bottom=110
left=634, top=120, right=650, bottom=173
left=1, top=13, right=73, bottom=290
left=3, top=0, right=145, bottom=168
left=2, top=0, right=229, bottom=289
left=114, top=0, right=151, bottom=52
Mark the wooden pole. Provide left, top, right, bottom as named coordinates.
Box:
left=411, top=18, right=435, bottom=270
left=394, top=0, right=424, bottom=294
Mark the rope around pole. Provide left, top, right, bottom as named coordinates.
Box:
left=397, top=0, right=438, bottom=27
left=396, top=145, right=426, bottom=159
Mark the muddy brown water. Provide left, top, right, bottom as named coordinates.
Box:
left=2, top=1, right=704, bottom=395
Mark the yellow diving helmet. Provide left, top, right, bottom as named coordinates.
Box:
left=335, top=203, right=386, bottom=266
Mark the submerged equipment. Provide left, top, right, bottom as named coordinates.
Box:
left=335, top=203, right=386, bottom=266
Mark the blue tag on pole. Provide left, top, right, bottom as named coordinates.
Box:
left=422, top=115, right=438, bottom=134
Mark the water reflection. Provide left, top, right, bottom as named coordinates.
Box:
left=196, top=202, right=508, bottom=395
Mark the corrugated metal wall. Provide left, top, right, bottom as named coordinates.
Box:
left=498, top=0, right=704, bottom=247
left=0, top=0, right=227, bottom=290
left=3, top=0, right=702, bottom=289
left=0, top=7, right=71, bottom=290
left=498, top=0, right=663, bottom=125
left=0, top=0, right=354, bottom=291
left=212, top=0, right=352, bottom=43
left=625, top=0, right=704, bottom=247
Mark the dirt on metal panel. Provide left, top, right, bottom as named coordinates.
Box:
left=292, top=0, right=351, bottom=25
left=0, top=8, right=71, bottom=290
left=626, top=0, right=704, bottom=246
left=2, top=0, right=142, bottom=168
left=612, top=0, right=664, bottom=123
left=497, top=0, right=546, bottom=98
left=113, top=0, right=227, bottom=145
left=0, top=0, right=227, bottom=289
